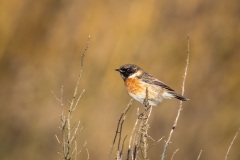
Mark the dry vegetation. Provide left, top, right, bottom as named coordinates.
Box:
left=53, top=36, right=239, bottom=160
left=0, top=0, right=240, bottom=160
left=53, top=36, right=90, bottom=160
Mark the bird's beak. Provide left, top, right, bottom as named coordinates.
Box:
left=115, top=68, right=120, bottom=72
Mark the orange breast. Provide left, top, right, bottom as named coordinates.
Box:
left=125, top=78, right=144, bottom=94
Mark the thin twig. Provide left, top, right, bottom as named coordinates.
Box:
left=146, top=106, right=152, bottom=124
left=70, top=121, right=81, bottom=144
left=171, top=149, right=179, bottom=160
left=133, top=145, right=138, bottom=160
left=128, top=108, right=140, bottom=158
left=148, top=136, right=164, bottom=151
left=196, top=150, right=202, bottom=160
left=66, top=36, right=89, bottom=160
left=74, top=141, right=88, bottom=159
left=131, top=109, right=141, bottom=160
left=86, top=147, right=90, bottom=160
left=55, top=134, right=61, bottom=144
left=72, top=89, right=86, bottom=112
left=224, top=128, right=240, bottom=160
left=55, top=36, right=90, bottom=160
left=118, top=118, right=125, bottom=151
left=120, top=135, right=128, bottom=158
left=161, top=35, right=190, bottom=160
left=110, top=99, right=133, bottom=157
left=140, top=88, right=152, bottom=160
left=73, top=141, right=78, bottom=160
left=69, top=35, right=90, bottom=113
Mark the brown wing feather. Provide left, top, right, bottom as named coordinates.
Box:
left=152, top=80, right=175, bottom=91
left=139, top=72, right=175, bottom=91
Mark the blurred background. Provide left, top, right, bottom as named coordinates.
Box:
left=0, top=0, right=240, bottom=159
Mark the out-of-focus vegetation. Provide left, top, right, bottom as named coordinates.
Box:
left=0, top=0, right=239, bottom=159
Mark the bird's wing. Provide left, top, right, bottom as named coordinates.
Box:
left=140, top=72, right=175, bottom=91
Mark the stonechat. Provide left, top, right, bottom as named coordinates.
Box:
left=115, top=64, right=188, bottom=106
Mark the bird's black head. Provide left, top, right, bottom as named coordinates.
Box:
left=115, top=64, right=140, bottom=80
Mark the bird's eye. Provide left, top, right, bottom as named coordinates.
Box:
left=127, top=68, right=133, bottom=73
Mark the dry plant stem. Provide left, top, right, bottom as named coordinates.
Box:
left=140, top=87, right=152, bottom=160
left=116, top=120, right=125, bottom=160
left=141, top=111, right=152, bottom=160
left=128, top=108, right=140, bottom=160
left=110, top=99, right=133, bottom=159
left=171, top=149, right=179, bottom=160
left=74, top=141, right=88, bottom=159
left=161, top=35, right=190, bottom=160
left=63, top=87, right=85, bottom=159
left=128, top=108, right=141, bottom=160
left=147, top=136, right=164, bottom=151
left=224, top=128, right=240, bottom=160
left=65, top=36, right=89, bottom=160
left=120, top=135, right=128, bottom=157
left=114, top=89, right=153, bottom=160
left=86, top=148, right=90, bottom=160
left=196, top=150, right=202, bottom=160
left=69, top=35, right=90, bottom=113
left=127, top=87, right=153, bottom=160
left=55, top=36, right=90, bottom=160
left=70, top=120, right=83, bottom=144
left=133, top=145, right=138, bottom=160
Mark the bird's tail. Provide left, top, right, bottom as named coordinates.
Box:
left=168, top=91, right=189, bottom=101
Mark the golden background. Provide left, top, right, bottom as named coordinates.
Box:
left=0, top=0, right=240, bottom=159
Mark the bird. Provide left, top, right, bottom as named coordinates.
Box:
left=115, top=64, right=188, bottom=106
